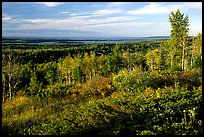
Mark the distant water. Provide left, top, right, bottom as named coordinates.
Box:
left=2, top=36, right=170, bottom=44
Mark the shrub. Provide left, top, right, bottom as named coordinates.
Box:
left=70, top=76, right=114, bottom=97
left=113, top=67, right=145, bottom=92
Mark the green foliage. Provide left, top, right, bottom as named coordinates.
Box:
left=169, top=9, right=189, bottom=46
left=146, top=48, right=161, bottom=70
left=41, top=83, right=72, bottom=98
left=113, top=67, right=145, bottom=92
left=169, top=9, right=190, bottom=71
left=191, top=56, right=202, bottom=69
left=28, top=72, right=40, bottom=96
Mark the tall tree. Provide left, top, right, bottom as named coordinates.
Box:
left=2, top=49, right=23, bottom=100
left=83, top=53, right=91, bottom=81
left=58, top=56, right=75, bottom=84
left=169, top=9, right=189, bottom=70
left=89, top=52, right=97, bottom=78
left=73, top=54, right=84, bottom=84
left=146, top=48, right=161, bottom=70
left=122, top=51, right=135, bottom=71
left=191, top=33, right=202, bottom=68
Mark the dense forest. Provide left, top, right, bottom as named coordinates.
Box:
left=2, top=9, right=202, bottom=135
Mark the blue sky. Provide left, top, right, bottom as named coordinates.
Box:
left=2, top=2, right=202, bottom=37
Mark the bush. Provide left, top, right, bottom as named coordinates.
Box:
left=40, top=83, right=72, bottom=98
left=113, top=67, right=146, bottom=92
left=71, top=76, right=114, bottom=97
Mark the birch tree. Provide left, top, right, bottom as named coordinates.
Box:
left=169, top=9, right=189, bottom=70
left=192, top=33, right=202, bottom=68
left=2, top=49, right=22, bottom=100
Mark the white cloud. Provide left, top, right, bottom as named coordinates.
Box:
left=23, top=19, right=50, bottom=23
left=128, top=2, right=202, bottom=15
left=71, top=21, right=154, bottom=30
left=2, top=14, right=21, bottom=23
left=62, top=9, right=124, bottom=19
left=2, top=14, right=12, bottom=22
left=70, top=13, right=78, bottom=16
left=2, top=17, right=12, bottom=22
left=3, top=2, right=202, bottom=37
left=183, top=2, right=202, bottom=10
left=71, top=15, right=96, bottom=19
left=16, top=15, right=143, bottom=31
left=35, top=2, right=63, bottom=7
left=93, top=9, right=123, bottom=15
left=60, top=11, right=69, bottom=14
left=70, top=21, right=155, bottom=37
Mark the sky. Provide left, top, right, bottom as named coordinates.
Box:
left=2, top=2, right=202, bottom=37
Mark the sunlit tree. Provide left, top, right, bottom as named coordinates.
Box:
left=191, top=33, right=202, bottom=68
left=2, top=49, right=23, bottom=100
left=169, top=9, right=190, bottom=70
left=146, top=48, right=161, bottom=70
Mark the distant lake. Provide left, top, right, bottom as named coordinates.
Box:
left=2, top=36, right=170, bottom=45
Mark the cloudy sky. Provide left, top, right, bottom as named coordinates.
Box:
left=2, top=2, right=202, bottom=37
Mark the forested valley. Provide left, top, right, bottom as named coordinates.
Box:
left=2, top=9, right=202, bottom=135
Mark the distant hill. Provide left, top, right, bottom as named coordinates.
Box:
left=2, top=36, right=171, bottom=45
left=139, top=36, right=170, bottom=39
left=2, top=36, right=170, bottom=40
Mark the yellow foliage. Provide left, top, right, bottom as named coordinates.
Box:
left=101, top=92, right=106, bottom=97
left=146, top=48, right=161, bottom=70
left=71, top=76, right=113, bottom=96
left=145, top=87, right=154, bottom=97
left=198, top=85, right=202, bottom=92
left=3, top=96, right=29, bottom=109
left=16, top=90, right=25, bottom=96
left=71, top=93, right=77, bottom=100
left=111, top=92, right=117, bottom=98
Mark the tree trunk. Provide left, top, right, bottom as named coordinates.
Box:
left=89, top=71, right=92, bottom=81
left=181, top=42, right=185, bottom=71
left=2, top=78, right=5, bottom=102
left=200, top=44, right=202, bottom=60
left=191, top=47, right=194, bottom=67
left=2, top=94, right=5, bottom=102
left=9, top=78, right=12, bottom=100
left=191, top=56, right=193, bottom=67
left=68, top=74, right=71, bottom=84
left=2, top=72, right=6, bottom=102
left=184, top=59, right=188, bottom=70
left=9, top=58, right=12, bottom=100
left=191, top=36, right=194, bottom=67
